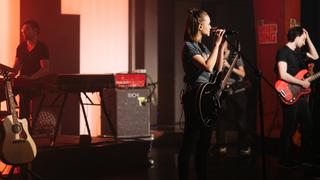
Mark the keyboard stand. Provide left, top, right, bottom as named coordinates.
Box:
left=31, top=90, right=116, bottom=146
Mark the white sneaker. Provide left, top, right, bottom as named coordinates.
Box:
left=240, top=147, right=251, bottom=155
left=219, top=147, right=227, bottom=153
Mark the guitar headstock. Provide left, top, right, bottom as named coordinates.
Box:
left=0, top=63, right=14, bottom=80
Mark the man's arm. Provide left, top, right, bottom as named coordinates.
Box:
left=223, top=61, right=246, bottom=78
left=29, top=59, right=50, bottom=80
left=12, top=57, right=22, bottom=77
left=304, top=29, right=319, bottom=60
left=278, top=61, right=310, bottom=88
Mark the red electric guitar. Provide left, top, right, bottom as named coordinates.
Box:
left=274, top=69, right=320, bottom=105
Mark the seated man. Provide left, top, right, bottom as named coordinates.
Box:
left=215, top=41, right=252, bottom=155
left=13, top=20, right=50, bottom=122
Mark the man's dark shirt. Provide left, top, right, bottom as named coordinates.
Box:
left=16, top=41, right=49, bottom=76
left=276, top=46, right=307, bottom=76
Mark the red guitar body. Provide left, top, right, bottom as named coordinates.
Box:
left=275, top=69, right=311, bottom=105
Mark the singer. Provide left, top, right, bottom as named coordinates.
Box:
left=178, top=8, right=226, bottom=180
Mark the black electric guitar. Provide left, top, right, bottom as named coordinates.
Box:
left=0, top=67, right=37, bottom=165
left=195, top=54, right=238, bottom=126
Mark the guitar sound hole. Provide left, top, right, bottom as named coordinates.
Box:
left=12, top=124, right=22, bottom=133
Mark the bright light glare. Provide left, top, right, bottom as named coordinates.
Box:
left=61, top=0, right=129, bottom=136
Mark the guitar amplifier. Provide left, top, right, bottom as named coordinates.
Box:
left=101, top=88, right=150, bottom=138
left=114, top=73, right=146, bottom=88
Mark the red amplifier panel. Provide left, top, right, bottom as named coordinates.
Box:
left=114, top=73, right=146, bottom=88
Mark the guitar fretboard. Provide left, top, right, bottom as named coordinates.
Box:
left=307, top=71, right=320, bottom=82
left=217, top=54, right=239, bottom=96
left=5, top=80, right=18, bottom=123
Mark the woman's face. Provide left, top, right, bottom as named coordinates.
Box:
left=199, top=15, right=212, bottom=37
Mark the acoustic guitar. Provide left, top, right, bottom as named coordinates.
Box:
left=0, top=70, right=37, bottom=165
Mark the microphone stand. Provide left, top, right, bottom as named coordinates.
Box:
left=223, top=35, right=281, bottom=180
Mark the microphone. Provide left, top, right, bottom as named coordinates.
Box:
left=210, top=28, right=239, bottom=36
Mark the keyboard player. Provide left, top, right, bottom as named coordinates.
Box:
left=11, top=20, right=50, bottom=123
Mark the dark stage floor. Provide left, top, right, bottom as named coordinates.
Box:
left=1, top=130, right=320, bottom=180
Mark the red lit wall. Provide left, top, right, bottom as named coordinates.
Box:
left=253, top=0, right=300, bottom=137
left=1, top=0, right=129, bottom=136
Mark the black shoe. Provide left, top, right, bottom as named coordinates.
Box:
left=278, top=160, right=300, bottom=169
left=302, top=159, right=320, bottom=168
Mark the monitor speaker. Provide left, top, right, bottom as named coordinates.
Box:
left=101, top=88, right=150, bottom=138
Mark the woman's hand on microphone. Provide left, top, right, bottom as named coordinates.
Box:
left=213, top=29, right=225, bottom=46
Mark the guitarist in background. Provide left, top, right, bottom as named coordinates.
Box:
left=178, top=8, right=226, bottom=180
left=12, top=20, right=50, bottom=124
left=275, top=26, right=319, bottom=168
left=215, top=41, right=252, bottom=155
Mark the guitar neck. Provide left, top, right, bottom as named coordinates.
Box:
left=5, top=80, right=18, bottom=122
left=220, top=54, right=238, bottom=89
left=307, top=71, right=320, bottom=82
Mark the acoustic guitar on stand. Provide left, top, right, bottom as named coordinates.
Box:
left=0, top=64, right=37, bottom=165
left=274, top=69, right=320, bottom=105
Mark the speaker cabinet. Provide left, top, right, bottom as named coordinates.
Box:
left=101, top=88, right=150, bottom=138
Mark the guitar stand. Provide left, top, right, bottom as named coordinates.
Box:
left=3, top=164, right=46, bottom=180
